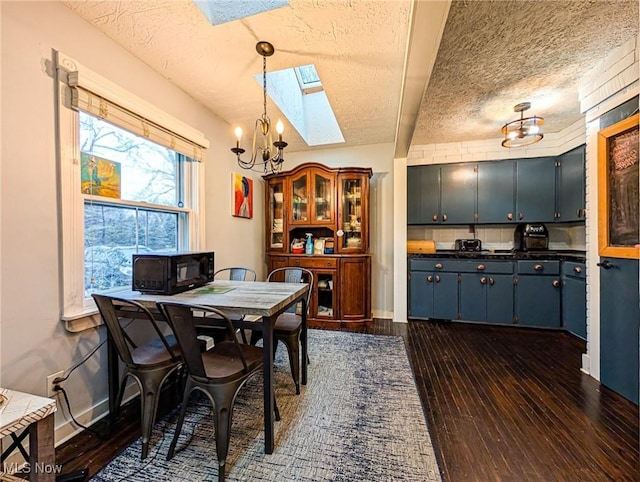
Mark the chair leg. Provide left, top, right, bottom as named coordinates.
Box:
left=249, top=330, right=262, bottom=346
left=138, top=367, right=176, bottom=459
left=281, top=335, right=300, bottom=395
left=167, top=378, right=194, bottom=461
left=207, top=382, right=243, bottom=482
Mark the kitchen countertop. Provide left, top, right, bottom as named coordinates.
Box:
left=408, top=250, right=586, bottom=262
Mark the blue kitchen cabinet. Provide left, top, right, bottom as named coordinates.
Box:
left=408, top=258, right=459, bottom=320
left=477, top=160, right=515, bottom=223
left=561, top=261, right=586, bottom=339
left=460, top=260, right=514, bottom=324
left=515, top=157, right=556, bottom=223
left=407, top=165, right=439, bottom=224
left=556, top=145, right=586, bottom=222
left=440, top=163, right=477, bottom=224
left=600, top=258, right=639, bottom=405
left=515, top=261, right=561, bottom=327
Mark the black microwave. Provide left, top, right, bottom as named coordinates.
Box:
left=132, top=251, right=215, bottom=295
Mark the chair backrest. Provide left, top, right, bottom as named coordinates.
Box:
left=214, top=267, right=257, bottom=281
left=157, top=302, right=250, bottom=381
left=92, top=294, right=179, bottom=367
left=266, top=267, right=314, bottom=313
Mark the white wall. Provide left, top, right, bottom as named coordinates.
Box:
left=284, top=143, right=395, bottom=319
left=0, top=1, right=263, bottom=444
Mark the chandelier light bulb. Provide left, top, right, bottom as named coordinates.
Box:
left=235, top=126, right=243, bottom=141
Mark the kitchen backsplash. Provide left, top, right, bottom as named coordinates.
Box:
left=407, top=224, right=586, bottom=251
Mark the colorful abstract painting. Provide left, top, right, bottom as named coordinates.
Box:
left=80, top=153, right=121, bottom=198
left=233, top=172, right=253, bottom=219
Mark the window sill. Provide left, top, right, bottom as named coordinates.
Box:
left=62, top=309, right=102, bottom=333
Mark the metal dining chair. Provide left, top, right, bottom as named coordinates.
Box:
left=249, top=267, right=313, bottom=394
left=92, top=294, right=183, bottom=459
left=213, top=267, right=257, bottom=281
left=157, top=302, right=279, bottom=482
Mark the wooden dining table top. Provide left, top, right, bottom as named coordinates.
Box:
left=116, top=280, right=309, bottom=317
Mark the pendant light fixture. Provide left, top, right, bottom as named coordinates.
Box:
left=231, top=41, right=287, bottom=173
left=501, top=102, right=544, bottom=148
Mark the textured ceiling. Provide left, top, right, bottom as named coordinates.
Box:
left=60, top=0, right=639, bottom=155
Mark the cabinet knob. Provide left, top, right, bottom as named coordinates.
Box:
left=597, top=260, right=614, bottom=270
left=480, top=277, right=487, bottom=285
left=476, top=264, right=485, bottom=271
left=519, top=212, right=524, bottom=220
left=552, top=279, right=560, bottom=288
left=534, top=264, right=543, bottom=271
left=427, top=275, right=433, bottom=283
left=489, top=277, right=495, bottom=285
left=435, top=263, right=443, bottom=269
left=435, top=275, right=441, bottom=283
left=432, top=214, right=438, bottom=221
left=442, top=214, right=448, bottom=222
left=507, top=213, right=513, bottom=220
left=574, top=266, right=582, bottom=273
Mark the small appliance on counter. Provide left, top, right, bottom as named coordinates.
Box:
left=455, top=238, right=482, bottom=252
left=514, top=223, right=549, bottom=251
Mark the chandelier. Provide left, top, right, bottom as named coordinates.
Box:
left=231, top=41, right=287, bottom=173
left=501, top=102, right=544, bottom=148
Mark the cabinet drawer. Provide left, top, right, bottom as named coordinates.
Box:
left=290, top=256, right=338, bottom=269
left=517, top=260, right=560, bottom=275
left=457, top=260, right=514, bottom=274
left=409, top=258, right=458, bottom=272
left=562, top=261, right=586, bottom=279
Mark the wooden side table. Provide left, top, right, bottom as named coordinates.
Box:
left=0, top=388, right=57, bottom=481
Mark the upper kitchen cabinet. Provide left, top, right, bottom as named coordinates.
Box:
left=288, top=165, right=336, bottom=226
left=407, top=163, right=476, bottom=225
left=407, top=164, right=439, bottom=224
left=477, top=160, right=516, bottom=223
left=555, top=145, right=586, bottom=222
left=515, top=157, right=556, bottom=223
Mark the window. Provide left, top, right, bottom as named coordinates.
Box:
left=56, top=51, right=208, bottom=321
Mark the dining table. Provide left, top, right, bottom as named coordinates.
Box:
left=114, top=279, right=309, bottom=454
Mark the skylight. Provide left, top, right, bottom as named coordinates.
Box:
left=193, top=0, right=289, bottom=26
left=260, top=64, right=344, bottom=147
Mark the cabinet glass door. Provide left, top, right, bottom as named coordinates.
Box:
left=313, top=172, right=333, bottom=223
left=268, top=180, right=285, bottom=251
left=314, top=270, right=336, bottom=319
left=290, top=172, right=309, bottom=223
left=340, top=177, right=363, bottom=251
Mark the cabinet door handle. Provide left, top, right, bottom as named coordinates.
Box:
left=534, top=264, right=543, bottom=271
left=519, top=212, right=524, bottom=220
left=476, top=264, right=485, bottom=271
left=442, top=214, right=448, bottom=222
left=480, top=277, right=487, bottom=285
left=577, top=209, right=581, bottom=218
left=427, top=275, right=433, bottom=283
left=432, top=214, right=438, bottom=221
left=597, top=260, right=613, bottom=270
left=507, top=213, right=513, bottom=220
left=435, top=275, right=441, bottom=283
left=435, top=263, right=443, bottom=269
left=552, top=279, right=560, bottom=288
left=573, top=266, right=582, bottom=273
left=489, top=277, right=495, bottom=285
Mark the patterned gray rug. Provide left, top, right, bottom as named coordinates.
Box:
left=91, top=330, right=442, bottom=481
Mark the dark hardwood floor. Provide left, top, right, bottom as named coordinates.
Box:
left=53, top=319, right=639, bottom=481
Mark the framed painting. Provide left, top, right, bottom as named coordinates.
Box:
left=597, top=113, right=639, bottom=259
left=80, top=152, right=121, bottom=198
left=232, top=172, right=253, bottom=219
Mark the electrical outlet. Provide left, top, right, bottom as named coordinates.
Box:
left=46, top=370, right=64, bottom=397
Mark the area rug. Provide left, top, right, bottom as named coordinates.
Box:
left=91, top=330, right=442, bottom=481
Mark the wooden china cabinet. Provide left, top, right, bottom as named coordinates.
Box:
left=263, top=162, right=373, bottom=328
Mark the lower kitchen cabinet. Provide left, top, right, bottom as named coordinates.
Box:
left=515, top=261, right=561, bottom=327
left=267, top=254, right=371, bottom=326
left=561, top=261, right=586, bottom=339
left=460, top=272, right=514, bottom=324
left=408, top=258, right=459, bottom=320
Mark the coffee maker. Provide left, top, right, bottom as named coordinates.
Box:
left=514, top=223, right=549, bottom=251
